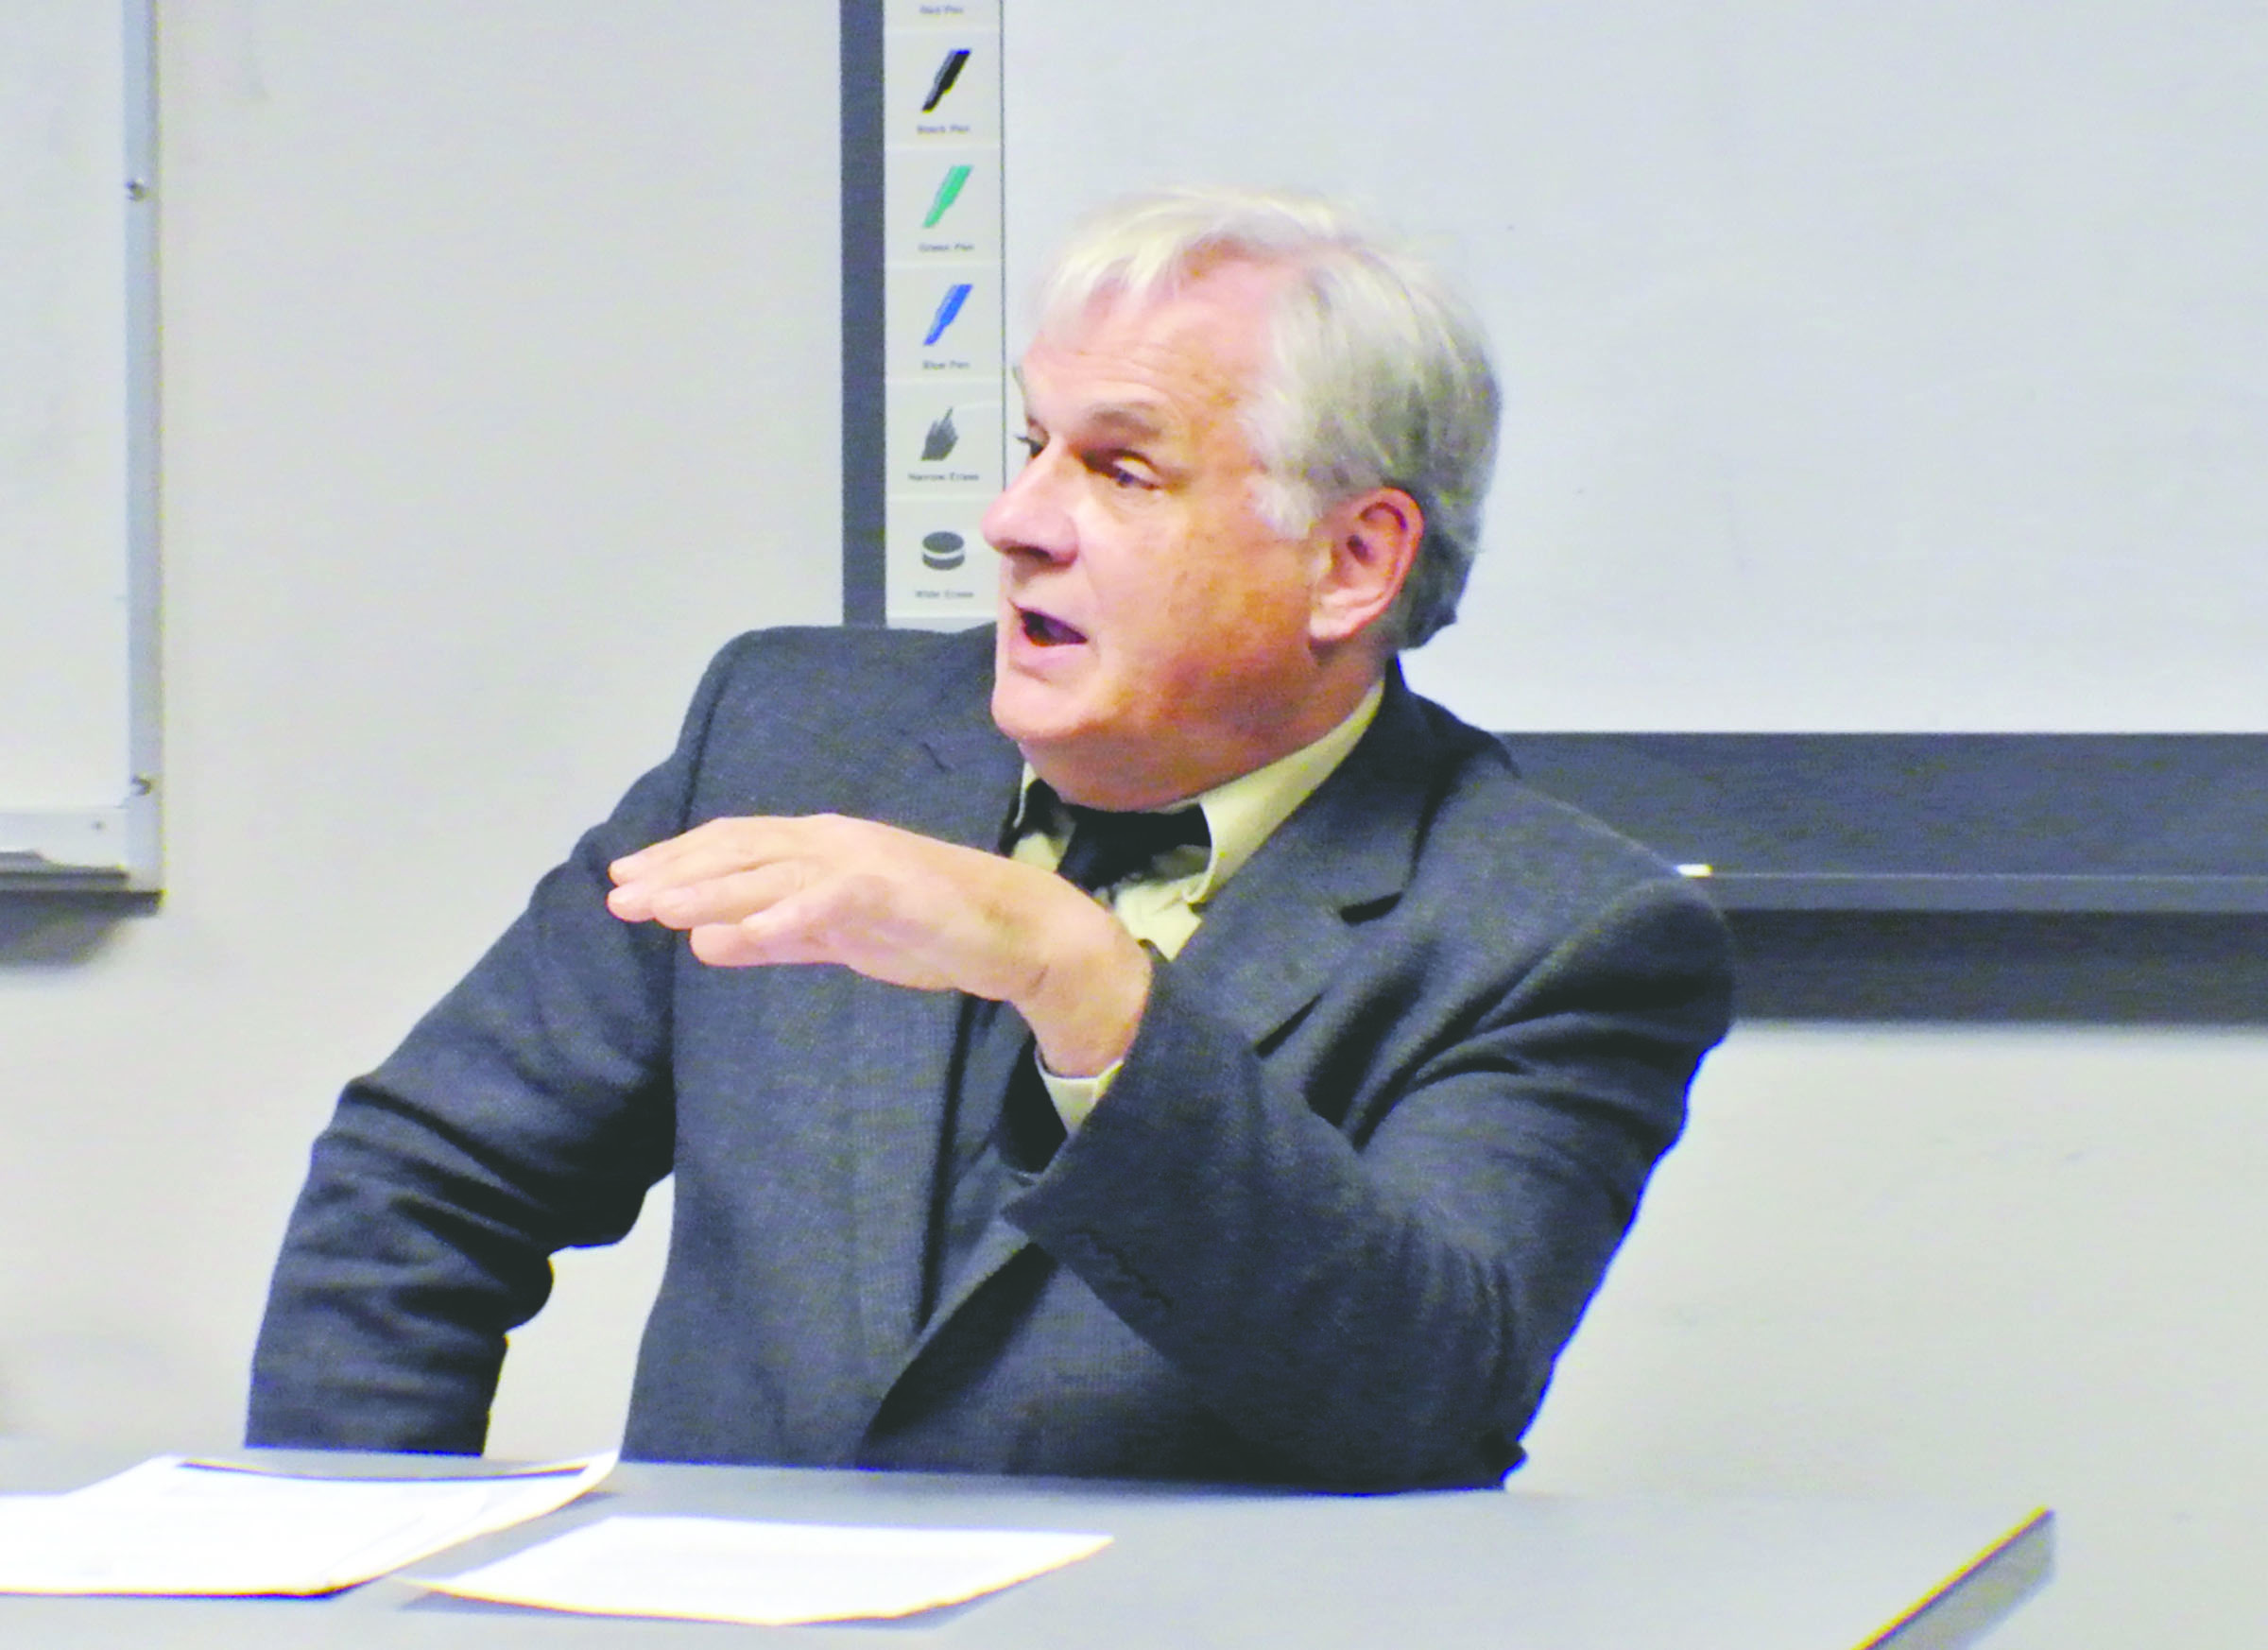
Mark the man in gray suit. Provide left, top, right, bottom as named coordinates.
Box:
left=249, top=188, right=1733, bottom=1490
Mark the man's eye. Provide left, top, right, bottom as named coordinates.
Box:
left=1012, top=433, right=1044, bottom=461
left=1098, top=455, right=1156, bottom=490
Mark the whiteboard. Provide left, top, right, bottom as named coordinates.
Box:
left=0, top=0, right=158, bottom=886
left=1001, top=3, right=2268, bottom=735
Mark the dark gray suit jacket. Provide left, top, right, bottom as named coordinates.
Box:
left=249, top=625, right=1732, bottom=1490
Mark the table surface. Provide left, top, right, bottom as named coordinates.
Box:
left=0, top=1443, right=2052, bottom=1649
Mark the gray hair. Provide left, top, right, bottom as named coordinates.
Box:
left=1032, top=187, right=1500, bottom=648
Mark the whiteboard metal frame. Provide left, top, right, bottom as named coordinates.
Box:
left=1501, top=733, right=2268, bottom=914
left=0, top=0, right=161, bottom=893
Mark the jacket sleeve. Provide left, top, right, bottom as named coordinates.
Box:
left=1003, top=869, right=1733, bottom=1491
left=242, top=643, right=754, bottom=1453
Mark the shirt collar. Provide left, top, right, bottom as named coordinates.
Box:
left=1011, top=679, right=1386, bottom=903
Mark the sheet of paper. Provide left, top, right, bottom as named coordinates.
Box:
left=413, top=1513, right=1112, bottom=1624
left=0, top=1452, right=615, bottom=1597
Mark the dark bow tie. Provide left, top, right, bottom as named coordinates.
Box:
left=1043, top=793, right=1211, bottom=894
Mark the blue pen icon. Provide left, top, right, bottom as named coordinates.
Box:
left=923, top=283, right=973, bottom=347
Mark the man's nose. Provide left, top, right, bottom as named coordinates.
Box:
left=983, top=451, right=1074, bottom=564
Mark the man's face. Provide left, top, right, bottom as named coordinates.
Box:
left=985, top=262, right=1350, bottom=811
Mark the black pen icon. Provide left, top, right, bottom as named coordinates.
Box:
left=921, top=49, right=971, bottom=113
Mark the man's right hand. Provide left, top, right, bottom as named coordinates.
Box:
left=606, top=814, right=1155, bottom=1078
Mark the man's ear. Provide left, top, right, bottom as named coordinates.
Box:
left=1308, top=487, right=1424, bottom=646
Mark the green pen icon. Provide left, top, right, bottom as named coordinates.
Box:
left=922, top=164, right=973, bottom=229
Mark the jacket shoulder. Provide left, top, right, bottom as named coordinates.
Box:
left=698, top=623, right=993, bottom=723
left=665, top=623, right=1007, bottom=823
left=1385, top=686, right=1726, bottom=945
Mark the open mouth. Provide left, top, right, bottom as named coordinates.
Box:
left=1019, top=609, right=1089, bottom=646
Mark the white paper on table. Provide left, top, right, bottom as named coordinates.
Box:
left=0, top=1451, right=616, bottom=1597
left=410, top=1513, right=1113, bottom=1624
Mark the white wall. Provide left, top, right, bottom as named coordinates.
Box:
left=2, top=7, right=2262, bottom=1648
left=1521, top=1023, right=2268, bottom=1649
left=1008, top=2, right=2268, bottom=735
left=0, top=0, right=841, bottom=1452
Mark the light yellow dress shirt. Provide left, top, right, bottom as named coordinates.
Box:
left=1008, top=680, right=1385, bottom=1129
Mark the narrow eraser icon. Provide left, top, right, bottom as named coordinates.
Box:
left=920, top=407, right=959, bottom=461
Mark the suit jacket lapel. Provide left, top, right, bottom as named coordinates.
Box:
left=838, top=639, right=1022, bottom=1404
left=1162, top=669, right=1435, bottom=1048
left=877, top=671, right=1445, bottom=1392
left=902, top=1212, right=1030, bottom=1366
